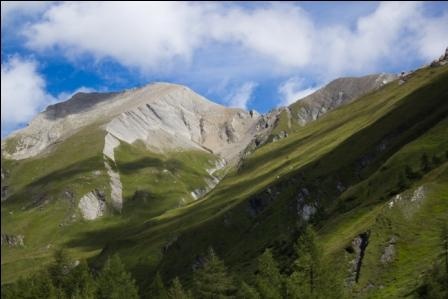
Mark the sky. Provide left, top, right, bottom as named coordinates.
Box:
left=1, top=1, right=447, bottom=137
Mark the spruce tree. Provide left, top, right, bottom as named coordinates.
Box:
left=147, top=272, right=169, bottom=299
left=68, top=260, right=96, bottom=298
left=168, top=277, right=191, bottom=299
left=48, top=248, right=74, bottom=291
left=1, top=271, right=57, bottom=299
left=193, top=247, right=235, bottom=298
left=97, top=254, right=139, bottom=299
left=238, top=281, right=260, bottom=299
left=286, top=271, right=307, bottom=299
left=293, top=225, right=321, bottom=296
left=27, top=270, right=58, bottom=299
left=255, top=249, right=284, bottom=299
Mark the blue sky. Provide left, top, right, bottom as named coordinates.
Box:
left=1, top=1, right=447, bottom=137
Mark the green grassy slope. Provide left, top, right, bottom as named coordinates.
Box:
left=85, top=65, right=448, bottom=291
left=1, top=128, right=218, bottom=283
left=1, top=64, right=447, bottom=298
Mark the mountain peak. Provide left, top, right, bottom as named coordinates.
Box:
left=2, top=81, right=261, bottom=162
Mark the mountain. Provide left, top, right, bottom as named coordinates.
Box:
left=2, top=83, right=261, bottom=162
left=1, top=52, right=448, bottom=298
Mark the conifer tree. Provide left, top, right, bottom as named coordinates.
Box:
left=168, top=277, right=191, bottom=299
left=193, top=247, right=236, bottom=298
left=255, top=249, right=284, bottom=299
left=26, top=270, right=58, bottom=299
left=147, top=272, right=169, bottom=299
left=97, top=254, right=139, bottom=299
left=293, top=225, right=321, bottom=296
left=48, top=248, right=74, bottom=291
left=68, top=260, right=97, bottom=298
left=238, top=281, right=260, bottom=299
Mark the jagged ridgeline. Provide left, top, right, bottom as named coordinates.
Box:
left=1, top=54, right=448, bottom=298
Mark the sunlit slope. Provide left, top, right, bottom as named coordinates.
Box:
left=93, top=65, right=448, bottom=287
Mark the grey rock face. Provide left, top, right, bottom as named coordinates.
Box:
left=1, top=234, right=24, bottom=247
left=381, top=236, right=397, bottom=264
left=296, top=187, right=315, bottom=221
left=272, top=130, right=288, bottom=142
left=78, top=189, right=106, bottom=220
left=347, top=231, right=370, bottom=285
left=191, top=158, right=226, bottom=200
left=291, top=73, right=397, bottom=126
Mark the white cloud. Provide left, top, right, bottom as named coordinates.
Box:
left=315, top=2, right=426, bottom=75
left=1, top=1, right=54, bottom=26
left=225, top=82, right=258, bottom=110
left=278, top=77, right=319, bottom=106
left=1, top=57, right=55, bottom=133
left=208, top=4, right=313, bottom=68
left=25, top=2, right=208, bottom=71
left=414, top=10, right=448, bottom=60
left=21, top=2, right=447, bottom=78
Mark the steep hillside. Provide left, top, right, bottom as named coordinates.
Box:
left=1, top=61, right=447, bottom=298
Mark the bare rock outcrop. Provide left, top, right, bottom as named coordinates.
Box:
left=78, top=190, right=106, bottom=220
left=290, top=73, right=397, bottom=126
left=1, top=234, right=24, bottom=247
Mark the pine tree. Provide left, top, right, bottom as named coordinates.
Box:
left=68, top=260, right=97, bottom=298
left=146, top=272, right=169, bottom=299
left=27, top=270, right=58, bottom=299
left=318, top=260, right=346, bottom=299
left=255, top=249, right=284, bottom=299
left=193, top=247, right=236, bottom=298
left=238, top=281, right=260, bottom=299
left=1, top=271, right=57, bottom=299
left=286, top=271, right=308, bottom=299
left=293, top=225, right=321, bottom=296
left=168, top=277, right=191, bottom=299
left=97, top=254, right=139, bottom=299
left=48, top=248, right=74, bottom=291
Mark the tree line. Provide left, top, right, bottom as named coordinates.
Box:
left=3, top=223, right=447, bottom=298
left=2, top=226, right=346, bottom=299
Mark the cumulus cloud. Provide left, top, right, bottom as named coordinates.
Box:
left=22, top=1, right=447, bottom=77
left=1, top=1, right=54, bottom=26
left=1, top=57, right=55, bottom=135
left=413, top=10, right=448, bottom=60
left=278, top=77, right=319, bottom=106
left=24, top=2, right=208, bottom=71
left=208, top=4, right=313, bottom=68
left=225, top=82, right=258, bottom=110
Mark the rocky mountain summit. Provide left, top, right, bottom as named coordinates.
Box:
left=2, top=83, right=262, bottom=163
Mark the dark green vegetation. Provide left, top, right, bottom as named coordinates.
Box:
left=2, top=64, right=448, bottom=298
left=2, top=227, right=347, bottom=298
